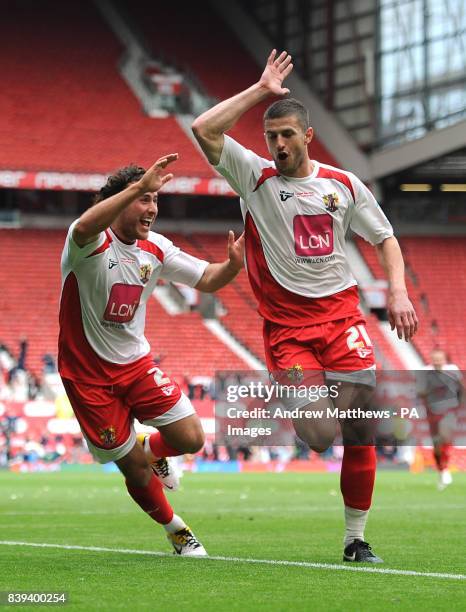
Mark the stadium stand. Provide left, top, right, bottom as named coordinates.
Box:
left=144, top=297, right=249, bottom=380
left=0, top=229, right=63, bottom=379
left=0, top=0, right=212, bottom=178
left=131, top=0, right=338, bottom=165
left=356, top=236, right=466, bottom=368
left=166, top=233, right=265, bottom=362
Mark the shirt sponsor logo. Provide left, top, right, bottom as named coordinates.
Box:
left=279, top=190, right=294, bottom=202
left=323, top=192, right=339, bottom=212
left=103, top=283, right=143, bottom=323
left=293, top=213, right=334, bottom=256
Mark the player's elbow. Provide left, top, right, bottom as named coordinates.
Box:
left=191, top=118, right=216, bottom=147
left=73, top=219, right=90, bottom=242
left=191, top=117, right=207, bottom=140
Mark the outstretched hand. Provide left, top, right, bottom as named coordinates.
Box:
left=227, top=230, right=245, bottom=271
left=387, top=290, right=418, bottom=342
left=258, top=49, right=293, bottom=96
left=138, top=153, right=178, bottom=192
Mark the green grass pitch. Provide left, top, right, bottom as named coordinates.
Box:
left=1, top=470, right=465, bottom=610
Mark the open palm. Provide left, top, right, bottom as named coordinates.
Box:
left=140, top=154, right=178, bottom=192
left=258, top=49, right=293, bottom=95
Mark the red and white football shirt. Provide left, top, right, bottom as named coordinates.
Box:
left=58, top=222, right=208, bottom=384
left=215, top=135, right=393, bottom=326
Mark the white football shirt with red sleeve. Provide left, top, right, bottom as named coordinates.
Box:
left=58, top=222, right=208, bottom=384
left=215, top=135, right=393, bottom=326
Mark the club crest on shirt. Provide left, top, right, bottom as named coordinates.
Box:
left=287, top=363, right=304, bottom=382
left=323, top=192, right=339, bottom=212
left=139, top=263, right=153, bottom=284
left=98, top=426, right=116, bottom=446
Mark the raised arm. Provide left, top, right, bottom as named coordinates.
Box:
left=375, top=236, right=418, bottom=341
left=192, top=50, right=293, bottom=165
left=73, top=154, right=178, bottom=247
left=195, top=231, right=245, bottom=292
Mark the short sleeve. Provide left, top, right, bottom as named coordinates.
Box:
left=214, top=135, right=270, bottom=199
left=158, top=236, right=209, bottom=287
left=349, top=175, right=394, bottom=246
left=62, top=220, right=106, bottom=268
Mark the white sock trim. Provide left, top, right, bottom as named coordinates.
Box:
left=344, top=506, right=369, bottom=547
left=163, top=514, right=186, bottom=534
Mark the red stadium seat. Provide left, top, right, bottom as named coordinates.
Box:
left=355, top=236, right=466, bottom=368
left=0, top=1, right=212, bottom=178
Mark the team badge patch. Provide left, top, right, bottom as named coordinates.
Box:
left=139, top=264, right=153, bottom=284
left=287, top=363, right=304, bottom=382
left=98, top=426, right=116, bottom=446
left=323, top=192, right=339, bottom=212
left=350, top=338, right=372, bottom=359
left=356, top=346, right=372, bottom=359
left=161, top=384, right=175, bottom=397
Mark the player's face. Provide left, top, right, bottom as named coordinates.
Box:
left=116, top=191, right=158, bottom=241
left=264, top=115, right=313, bottom=177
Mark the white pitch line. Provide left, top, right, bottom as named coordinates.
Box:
left=0, top=541, right=465, bottom=581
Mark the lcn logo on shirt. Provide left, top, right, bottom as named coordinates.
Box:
left=293, top=214, right=334, bottom=256
left=103, top=283, right=143, bottom=323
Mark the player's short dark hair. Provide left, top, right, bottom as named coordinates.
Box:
left=263, top=98, right=309, bottom=132
left=94, top=165, right=146, bottom=203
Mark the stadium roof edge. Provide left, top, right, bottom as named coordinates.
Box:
left=369, top=120, right=466, bottom=179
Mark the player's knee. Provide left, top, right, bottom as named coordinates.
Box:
left=122, top=463, right=152, bottom=487
left=178, top=427, right=205, bottom=454
left=309, top=443, right=332, bottom=454
left=117, top=448, right=152, bottom=487
left=184, top=430, right=205, bottom=454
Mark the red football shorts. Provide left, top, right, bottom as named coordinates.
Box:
left=62, top=364, right=193, bottom=463
left=264, top=314, right=376, bottom=381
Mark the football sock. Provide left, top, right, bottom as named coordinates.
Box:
left=148, top=432, right=183, bottom=459
left=340, top=445, right=376, bottom=511
left=341, top=446, right=376, bottom=546
left=163, top=514, right=187, bottom=534
left=344, top=506, right=369, bottom=547
left=438, top=443, right=451, bottom=471
left=126, top=472, right=174, bottom=524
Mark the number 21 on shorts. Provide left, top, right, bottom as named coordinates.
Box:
left=346, top=324, right=373, bottom=358
left=148, top=366, right=171, bottom=386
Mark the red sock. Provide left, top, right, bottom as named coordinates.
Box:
left=148, top=432, right=183, bottom=458
left=126, top=473, right=174, bottom=524
left=340, top=446, right=376, bottom=511
left=438, top=444, right=451, bottom=471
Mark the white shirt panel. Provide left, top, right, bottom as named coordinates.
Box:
left=216, top=136, right=393, bottom=299
left=61, top=223, right=208, bottom=365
